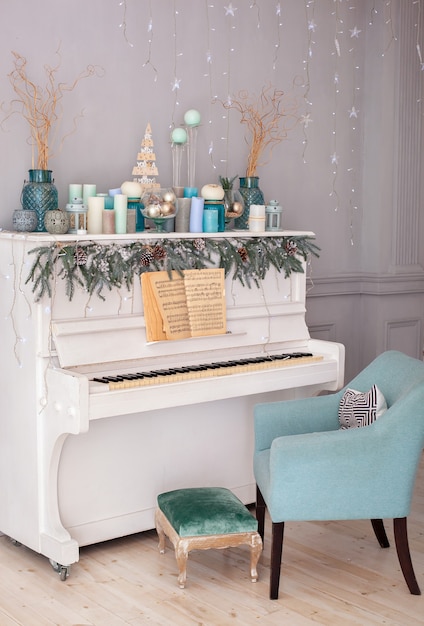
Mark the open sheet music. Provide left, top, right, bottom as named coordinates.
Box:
left=141, top=268, right=226, bottom=341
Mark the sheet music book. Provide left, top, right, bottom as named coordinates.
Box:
left=141, top=268, right=226, bottom=341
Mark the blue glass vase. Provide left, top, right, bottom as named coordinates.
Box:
left=235, top=176, right=264, bottom=230
left=21, top=169, right=58, bottom=232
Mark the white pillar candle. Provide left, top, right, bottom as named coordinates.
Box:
left=249, top=204, right=266, bottom=218
left=249, top=217, right=266, bottom=232
left=87, top=196, right=104, bottom=234
left=69, top=183, right=83, bottom=204
left=114, top=194, right=128, bottom=234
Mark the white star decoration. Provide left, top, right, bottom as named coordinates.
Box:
left=224, top=3, right=237, bottom=17
left=308, top=20, right=317, bottom=32
left=348, top=106, right=359, bottom=118
left=171, top=78, right=181, bottom=91
left=300, top=114, right=313, bottom=128
left=350, top=26, right=361, bottom=38
left=331, top=152, right=339, bottom=165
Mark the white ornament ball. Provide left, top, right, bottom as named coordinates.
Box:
left=200, top=183, right=225, bottom=201
left=121, top=181, right=143, bottom=198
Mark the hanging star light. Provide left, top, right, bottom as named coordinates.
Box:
left=348, top=106, right=359, bottom=118
left=171, top=78, right=181, bottom=91
left=300, top=113, right=313, bottom=128
left=224, top=3, right=237, bottom=17
left=349, top=26, right=361, bottom=38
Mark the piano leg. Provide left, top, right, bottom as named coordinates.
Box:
left=38, top=368, right=90, bottom=570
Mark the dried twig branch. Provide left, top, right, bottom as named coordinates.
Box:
left=4, top=49, right=101, bottom=169
left=221, top=85, right=299, bottom=177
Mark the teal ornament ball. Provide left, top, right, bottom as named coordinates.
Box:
left=171, top=127, right=188, bottom=144
left=184, top=109, right=201, bottom=127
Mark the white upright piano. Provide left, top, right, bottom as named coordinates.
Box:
left=0, top=231, right=344, bottom=578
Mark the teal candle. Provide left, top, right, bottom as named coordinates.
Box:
left=203, top=208, right=219, bottom=232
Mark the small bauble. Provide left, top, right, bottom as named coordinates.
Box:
left=232, top=201, right=243, bottom=216
left=146, top=204, right=161, bottom=218
left=162, top=190, right=176, bottom=203
left=161, top=202, right=176, bottom=216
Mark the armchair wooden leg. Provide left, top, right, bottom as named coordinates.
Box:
left=256, top=485, right=266, bottom=542
left=270, top=521, right=285, bottom=600
left=393, top=517, right=421, bottom=595
left=371, top=518, right=390, bottom=548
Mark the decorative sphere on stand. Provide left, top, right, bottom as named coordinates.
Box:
left=183, top=109, right=201, bottom=127
left=171, top=127, right=188, bottom=144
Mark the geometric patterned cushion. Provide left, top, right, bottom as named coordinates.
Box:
left=338, top=384, right=387, bottom=429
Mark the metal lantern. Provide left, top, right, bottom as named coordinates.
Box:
left=265, top=200, right=283, bottom=231
left=66, top=203, right=88, bottom=234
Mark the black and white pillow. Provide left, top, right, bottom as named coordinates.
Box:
left=338, top=384, right=387, bottom=429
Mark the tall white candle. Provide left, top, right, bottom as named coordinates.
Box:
left=114, top=194, right=128, bottom=234
left=87, top=196, right=104, bottom=234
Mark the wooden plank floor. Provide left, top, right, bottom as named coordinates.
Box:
left=0, top=455, right=423, bottom=625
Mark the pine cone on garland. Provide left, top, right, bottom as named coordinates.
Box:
left=140, top=247, right=155, bottom=267
left=74, top=247, right=88, bottom=266
left=153, top=245, right=166, bottom=261
left=285, top=240, right=298, bottom=256
left=238, top=246, right=248, bottom=262
left=193, top=238, right=206, bottom=252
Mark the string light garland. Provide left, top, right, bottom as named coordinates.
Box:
left=25, top=236, right=319, bottom=302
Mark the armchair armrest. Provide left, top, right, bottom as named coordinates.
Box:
left=254, top=392, right=342, bottom=452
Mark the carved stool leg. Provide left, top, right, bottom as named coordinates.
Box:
left=155, top=509, right=167, bottom=554
left=250, top=532, right=263, bottom=582
left=175, top=540, right=189, bottom=589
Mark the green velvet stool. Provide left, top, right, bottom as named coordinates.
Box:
left=156, top=487, right=263, bottom=588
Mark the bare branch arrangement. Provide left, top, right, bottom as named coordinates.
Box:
left=222, top=85, right=299, bottom=177
left=5, top=50, right=100, bottom=170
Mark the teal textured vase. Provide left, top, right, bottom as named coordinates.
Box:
left=21, top=169, right=58, bottom=232
left=235, top=176, right=264, bottom=230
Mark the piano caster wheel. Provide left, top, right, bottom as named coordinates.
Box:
left=49, top=558, right=70, bottom=581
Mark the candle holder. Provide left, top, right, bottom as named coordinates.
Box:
left=66, top=202, right=88, bottom=234
left=186, top=125, right=198, bottom=190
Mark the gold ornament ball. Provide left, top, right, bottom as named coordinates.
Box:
left=162, top=190, right=176, bottom=203
left=232, top=201, right=243, bottom=216
left=146, top=204, right=161, bottom=218
left=160, top=201, right=176, bottom=216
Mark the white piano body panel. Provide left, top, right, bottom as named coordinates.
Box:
left=0, top=231, right=344, bottom=570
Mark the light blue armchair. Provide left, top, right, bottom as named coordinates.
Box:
left=254, top=350, right=424, bottom=599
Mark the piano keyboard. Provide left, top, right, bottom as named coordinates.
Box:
left=92, top=352, right=323, bottom=390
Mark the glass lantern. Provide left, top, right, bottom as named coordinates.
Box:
left=66, top=203, right=88, bottom=234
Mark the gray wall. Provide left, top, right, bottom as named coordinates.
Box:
left=1, top=0, right=423, bottom=380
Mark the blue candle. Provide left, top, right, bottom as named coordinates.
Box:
left=189, top=197, right=204, bottom=232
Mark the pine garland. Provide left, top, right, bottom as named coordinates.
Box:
left=25, top=236, right=319, bottom=302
